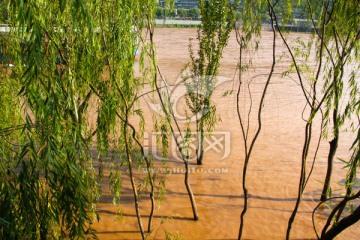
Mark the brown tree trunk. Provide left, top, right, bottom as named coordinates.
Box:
left=320, top=120, right=339, bottom=201
left=184, top=160, right=199, bottom=220
left=321, top=205, right=360, bottom=240
left=196, top=129, right=204, bottom=165
left=124, top=115, right=145, bottom=239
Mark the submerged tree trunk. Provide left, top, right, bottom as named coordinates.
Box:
left=320, top=137, right=338, bottom=201
left=320, top=189, right=360, bottom=239
left=147, top=18, right=199, bottom=221
left=286, top=123, right=312, bottom=240
left=334, top=147, right=359, bottom=222
left=238, top=4, right=276, bottom=238
left=238, top=153, right=249, bottom=240
left=184, top=160, right=199, bottom=220
left=127, top=121, right=156, bottom=233
left=146, top=167, right=155, bottom=233
left=189, top=1, right=240, bottom=166
left=196, top=127, right=204, bottom=165
left=321, top=59, right=341, bottom=201
left=124, top=114, right=145, bottom=239
left=321, top=205, right=360, bottom=240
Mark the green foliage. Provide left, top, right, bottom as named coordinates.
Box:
left=1, top=0, right=159, bottom=239
left=187, top=8, right=200, bottom=20
left=185, top=0, right=239, bottom=164
left=237, top=0, right=266, bottom=44
left=177, top=8, right=187, bottom=18
left=1, top=0, right=358, bottom=239
left=267, top=0, right=360, bottom=238
left=311, top=0, right=360, bottom=137
left=0, top=58, right=24, bottom=239
left=156, top=6, right=166, bottom=18
left=164, top=0, right=175, bottom=10
left=155, top=6, right=200, bottom=20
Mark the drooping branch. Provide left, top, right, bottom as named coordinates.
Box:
left=146, top=13, right=199, bottom=221
left=238, top=3, right=277, bottom=239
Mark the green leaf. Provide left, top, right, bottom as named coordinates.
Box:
left=59, top=0, right=66, bottom=13
left=0, top=217, right=10, bottom=226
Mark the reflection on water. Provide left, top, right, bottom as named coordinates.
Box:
left=92, top=28, right=360, bottom=239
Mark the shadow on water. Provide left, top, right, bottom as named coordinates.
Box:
left=163, top=189, right=318, bottom=202
left=249, top=206, right=313, bottom=214
left=97, top=189, right=321, bottom=204
left=96, top=209, right=194, bottom=221
left=248, top=193, right=317, bottom=202
left=96, top=230, right=140, bottom=235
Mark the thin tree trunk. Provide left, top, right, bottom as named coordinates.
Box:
left=196, top=127, right=204, bottom=165
left=90, top=80, right=155, bottom=235
left=146, top=163, right=155, bottom=233
left=124, top=114, right=145, bottom=239
left=127, top=120, right=156, bottom=233
left=269, top=2, right=331, bottom=238
left=321, top=205, right=360, bottom=240
left=321, top=58, right=341, bottom=202
left=236, top=32, right=246, bottom=240
left=320, top=189, right=360, bottom=239
left=286, top=123, right=312, bottom=240
left=238, top=154, right=249, bottom=240
left=320, top=137, right=338, bottom=201
left=147, top=17, right=199, bottom=220
left=334, top=148, right=359, bottom=221
left=184, top=160, right=199, bottom=220
left=238, top=5, right=276, bottom=238
left=154, top=77, right=199, bottom=220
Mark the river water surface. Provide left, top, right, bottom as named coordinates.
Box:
left=92, top=28, right=359, bottom=239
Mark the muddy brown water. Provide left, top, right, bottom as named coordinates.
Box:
left=92, top=28, right=359, bottom=239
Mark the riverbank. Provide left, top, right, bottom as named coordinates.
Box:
left=154, top=19, right=314, bottom=32
left=154, top=19, right=201, bottom=28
